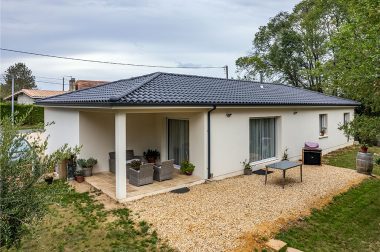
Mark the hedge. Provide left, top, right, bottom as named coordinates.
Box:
left=0, top=103, right=44, bottom=125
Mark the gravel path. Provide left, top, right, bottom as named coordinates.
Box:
left=126, top=165, right=367, bottom=252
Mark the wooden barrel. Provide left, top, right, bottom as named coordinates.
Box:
left=356, top=152, right=373, bottom=174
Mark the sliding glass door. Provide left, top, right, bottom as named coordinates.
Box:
left=249, top=118, right=276, bottom=162
left=168, top=119, right=189, bottom=165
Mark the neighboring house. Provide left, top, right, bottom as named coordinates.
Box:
left=4, top=89, right=66, bottom=104
left=37, top=72, right=359, bottom=200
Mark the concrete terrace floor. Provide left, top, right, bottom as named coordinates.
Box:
left=85, top=170, right=203, bottom=202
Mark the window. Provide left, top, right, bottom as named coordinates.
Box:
left=344, top=113, right=350, bottom=125
left=249, top=118, right=276, bottom=162
left=319, top=114, right=328, bottom=136
left=168, top=119, right=189, bottom=165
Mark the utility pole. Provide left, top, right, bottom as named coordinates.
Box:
left=11, top=76, right=14, bottom=124
left=62, top=77, right=65, bottom=91
left=224, top=65, right=229, bottom=79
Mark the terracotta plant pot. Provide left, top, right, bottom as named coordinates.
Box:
left=146, top=157, right=156, bottom=164
left=360, top=146, right=368, bottom=153
left=76, top=176, right=85, bottom=183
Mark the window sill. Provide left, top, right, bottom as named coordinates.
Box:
left=319, top=135, right=328, bottom=139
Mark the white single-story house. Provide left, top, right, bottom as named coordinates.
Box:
left=4, top=89, right=66, bottom=104
left=37, top=72, right=359, bottom=200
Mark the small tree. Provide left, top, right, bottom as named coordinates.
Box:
left=1, top=63, right=37, bottom=98
left=0, top=113, right=80, bottom=248
left=339, top=115, right=380, bottom=150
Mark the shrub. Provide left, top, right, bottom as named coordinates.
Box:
left=0, top=113, right=80, bottom=248
left=0, top=103, right=44, bottom=126
left=180, top=160, right=195, bottom=174
left=77, top=158, right=98, bottom=168
left=339, top=115, right=380, bottom=147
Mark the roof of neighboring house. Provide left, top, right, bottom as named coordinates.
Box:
left=4, top=89, right=67, bottom=100
left=36, top=72, right=360, bottom=107
left=75, top=80, right=109, bottom=90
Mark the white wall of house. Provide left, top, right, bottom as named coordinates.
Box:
left=79, top=111, right=115, bottom=173
left=210, top=107, right=354, bottom=179
left=44, top=107, right=80, bottom=154
left=17, top=94, right=35, bottom=104
left=75, top=111, right=207, bottom=178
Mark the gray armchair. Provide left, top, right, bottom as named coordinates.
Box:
left=129, top=163, right=154, bottom=186
left=109, top=150, right=140, bottom=174
left=153, top=160, right=174, bottom=182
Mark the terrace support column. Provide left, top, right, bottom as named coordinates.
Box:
left=115, top=112, right=127, bottom=200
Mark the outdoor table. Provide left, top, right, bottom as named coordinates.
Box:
left=265, top=161, right=302, bottom=189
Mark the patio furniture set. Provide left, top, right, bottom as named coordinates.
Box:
left=109, top=150, right=175, bottom=187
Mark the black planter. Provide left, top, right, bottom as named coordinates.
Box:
left=45, top=177, right=53, bottom=184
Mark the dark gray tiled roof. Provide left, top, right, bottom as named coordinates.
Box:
left=37, top=72, right=359, bottom=106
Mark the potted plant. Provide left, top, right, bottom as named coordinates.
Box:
left=282, top=148, right=289, bottom=161
left=75, top=170, right=85, bottom=183
left=143, top=149, right=160, bottom=164
left=77, top=157, right=98, bottom=177
left=180, top=160, right=195, bottom=175
left=43, top=173, right=54, bottom=184
left=241, top=159, right=252, bottom=175
left=130, top=160, right=142, bottom=170
left=320, top=127, right=327, bottom=136
left=339, top=115, right=380, bottom=174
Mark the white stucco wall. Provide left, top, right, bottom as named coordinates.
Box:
left=44, top=107, right=79, bottom=154
left=210, top=107, right=355, bottom=179
left=79, top=111, right=115, bottom=173
left=17, top=94, right=35, bottom=104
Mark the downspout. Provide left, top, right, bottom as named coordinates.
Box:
left=207, top=105, right=216, bottom=179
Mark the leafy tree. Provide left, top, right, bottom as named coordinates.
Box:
left=1, top=63, right=36, bottom=98
left=339, top=115, right=380, bottom=148
left=325, top=0, right=380, bottom=114
left=236, top=0, right=347, bottom=92
left=0, top=113, right=80, bottom=248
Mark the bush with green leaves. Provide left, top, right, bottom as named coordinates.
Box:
left=77, top=157, right=97, bottom=168
left=339, top=115, right=380, bottom=147
left=0, top=103, right=44, bottom=126
left=180, top=160, right=195, bottom=174
left=0, top=113, right=80, bottom=248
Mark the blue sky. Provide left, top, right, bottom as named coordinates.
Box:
left=0, top=0, right=298, bottom=90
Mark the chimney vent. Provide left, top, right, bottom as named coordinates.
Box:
left=69, top=78, right=76, bottom=91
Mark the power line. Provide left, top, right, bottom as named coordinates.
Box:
left=0, top=48, right=225, bottom=69
left=35, top=80, right=64, bottom=85
left=35, top=75, right=62, bottom=80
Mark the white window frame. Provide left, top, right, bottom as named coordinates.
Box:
left=319, top=114, right=328, bottom=137
left=249, top=117, right=277, bottom=163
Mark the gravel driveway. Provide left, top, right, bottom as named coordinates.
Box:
left=126, top=165, right=367, bottom=252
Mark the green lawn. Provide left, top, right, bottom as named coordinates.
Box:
left=323, top=145, right=380, bottom=176
left=276, top=178, right=380, bottom=251
left=7, top=181, right=173, bottom=252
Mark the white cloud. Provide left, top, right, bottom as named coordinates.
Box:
left=0, top=0, right=298, bottom=90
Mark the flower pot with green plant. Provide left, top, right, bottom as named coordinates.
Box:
left=241, top=159, right=252, bottom=175
left=75, top=170, right=85, bottom=183
left=339, top=115, right=380, bottom=174
left=77, top=158, right=98, bottom=177
left=143, top=149, right=160, bottom=164
left=180, top=160, right=195, bottom=175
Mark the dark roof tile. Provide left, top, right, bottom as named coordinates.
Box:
left=37, top=72, right=359, bottom=106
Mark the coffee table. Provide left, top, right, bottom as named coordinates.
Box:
left=265, top=161, right=303, bottom=188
